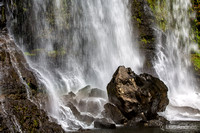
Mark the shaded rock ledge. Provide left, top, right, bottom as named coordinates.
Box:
left=105, top=66, right=169, bottom=126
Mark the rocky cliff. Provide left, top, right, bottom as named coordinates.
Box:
left=0, top=31, right=64, bottom=132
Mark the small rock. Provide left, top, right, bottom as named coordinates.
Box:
left=78, top=98, right=106, bottom=116
left=67, top=102, right=94, bottom=125
left=89, top=88, right=106, bottom=98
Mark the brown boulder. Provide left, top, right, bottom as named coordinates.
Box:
left=107, top=66, right=169, bottom=120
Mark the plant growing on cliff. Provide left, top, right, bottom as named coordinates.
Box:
left=147, top=0, right=167, bottom=31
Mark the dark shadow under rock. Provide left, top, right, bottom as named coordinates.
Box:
left=66, top=102, right=94, bottom=125
left=94, top=118, right=116, bottom=129
left=102, top=103, right=127, bottom=124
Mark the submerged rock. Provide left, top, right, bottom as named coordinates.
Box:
left=94, top=118, right=116, bottom=129
left=89, top=88, right=106, bottom=98
left=107, top=66, right=169, bottom=121
left=66, top=102, right=94, bottom=125
left=76, top=85, right=106, bottom=100
left=78, top=98, right=106, bottom=116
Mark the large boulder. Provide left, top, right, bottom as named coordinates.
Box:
left=107, top=66, right=169, bottom=121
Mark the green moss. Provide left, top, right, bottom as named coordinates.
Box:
left=23, top=7, right=28, bottom=12
left=147, top=0, right=167, bottom=31
left=33, top=119, right=39, bottom=128
left=191, top=52, right=200, bottom=70
left=24, top=52, right=36, bottom=56
left=1, top=7, right=6, bottom=23
left=47, top=49, right=66, bottom=57
left=141, top=38, right=151, bottom=44
left=136, top=18, right=142, bottom=24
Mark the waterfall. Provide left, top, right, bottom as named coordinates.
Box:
left=154, top=0, right=200, bottom=121
left=8, top=0, right=143, bottom=130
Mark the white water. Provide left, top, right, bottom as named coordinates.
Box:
left=154, top=0, right=200, bottom=121
left=10, top=0, right=143, bottom=131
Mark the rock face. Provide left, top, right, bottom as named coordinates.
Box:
left=130, top=0, right=157, bottom=76
left=0, top=2, right=6, bottom=29
left=0, top=32, right=64, bottom=132
left=107, top=66, right=169, bottom=121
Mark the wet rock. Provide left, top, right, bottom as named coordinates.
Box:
left=145, top=116, right=169, bottom=127
left=125, top=120, right=144, bottom=127
left=76, top=85, right=106, bottom=100
left=1, top=98, right=65, bottom=133
left=94, top=118, right=116, bottom=129
left=0, top=33, right=45, bottom=100
left=0, top=2, right=6, bottom=30
left=0, top=33, right=64, bottom=132
left=107, top=66, right=169, bottom=121
left=62, top=91, right=78, bottom=105
left=67, top=102, right=94, bottom=125
left=78, top=98, right=106, bottom=116
left=102, top=103, right=127, bottom=124
left=89, top=88, right=106, bottom=98
left=76, top=85, right=92, bottom=101
left=130, top=0, right=157, bottom=76
left=0, top=114, right=10, bottom=132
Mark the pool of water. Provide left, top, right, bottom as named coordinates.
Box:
left=69, top=121, right=200, bottom=133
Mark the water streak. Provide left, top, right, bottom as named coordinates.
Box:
left=9, top=0, right=143, bottom=130
left=154, top=0, right=200, bottom=121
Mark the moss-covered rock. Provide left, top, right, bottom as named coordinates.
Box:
left=0, top=32, right=64, bottom=132
left=1, top=98, right=65, bottom=133
left=130, top=0, right=158, bottom=76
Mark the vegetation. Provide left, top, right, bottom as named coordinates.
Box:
left=191, top=52, right=200, bottom=70
left=147, top=0, right=167, bottom=31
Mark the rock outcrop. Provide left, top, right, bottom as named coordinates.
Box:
left=0, top=32, right=64, bottom=132
left=130, top=0, right=157, bottom=76
left=106, top=66, right=169, bottom=125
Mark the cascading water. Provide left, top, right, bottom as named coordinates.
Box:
left=8, top=0, right=143, bottom=131
left=154, top=0, right=200, bottom=121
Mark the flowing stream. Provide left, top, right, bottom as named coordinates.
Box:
left=154, top=0, right=200, bottom=121
left=8, top=0, right=143, bottom=131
